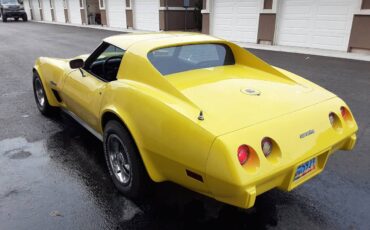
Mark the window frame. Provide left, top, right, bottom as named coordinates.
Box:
left=99, top=0, right=105, bottom=10
left=63, top=0, right=68, bottom=9
left=83, top=42, right=125, bottom=82
left=79, top=0, right=84, bottom=9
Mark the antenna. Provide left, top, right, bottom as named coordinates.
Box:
left=198, top=111, right=204, bottom=121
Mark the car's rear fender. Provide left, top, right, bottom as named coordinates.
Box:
left=206, top=97, right=358, bottom=208
left=99, top=105, right=166, bottom=183
left=99, top=80, right=216, bottom=194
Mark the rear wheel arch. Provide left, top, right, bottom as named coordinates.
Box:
left=100, top=110, right=165, bottom=182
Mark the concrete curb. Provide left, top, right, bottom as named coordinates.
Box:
left=237, top=42, right=370, bottom=62
left=34, top=21, right=370, bottom=62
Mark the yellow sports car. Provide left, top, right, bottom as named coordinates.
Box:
left=32, top=33, right=358, bottom=209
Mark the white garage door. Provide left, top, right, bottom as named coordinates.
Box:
left=41, top=0, right=52, bottom=22
left=211, top=0, right=260, bottom=43
left=68, top=0, right=82, bottom=24
left=108, top=0, right=126, bottom=28
left=276, top=0, right=360, bottom=51
left=54, top=0, right=65, bottom=23
left=23, top=0, right=32, bottom=20
left=30, top=0, right=41, bottom=20
left=133, top=0, right=159, bottom=31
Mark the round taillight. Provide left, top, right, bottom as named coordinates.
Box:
left=329, top=112, right=336, bottom=126
left=261, top=138, right=273, bottom=157
left=237, top=145, right=250, bottom=165
left=340, top=106, right=347, bottom=118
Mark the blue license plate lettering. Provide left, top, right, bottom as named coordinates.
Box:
left=294, top=158, right=317, bottom=181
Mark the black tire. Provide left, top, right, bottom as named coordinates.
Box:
left=3, top=17, right=7, bottom=22
left=14, top=17, right=19, bottom=21
left=22, top=15, right=27, bottom=22
left=32, top=71, right=55, bottom=116
left=103, top=120, right=151, bottom=199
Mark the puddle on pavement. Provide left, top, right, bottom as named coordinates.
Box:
left=0, top=137, right=45, bottom=159
left=6, top=150, right=32, bottom=159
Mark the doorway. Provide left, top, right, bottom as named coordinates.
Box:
left=84, top=0, right=101, bottom=25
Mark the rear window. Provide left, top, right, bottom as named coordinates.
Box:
left=148, top=44, right=235, bottom=75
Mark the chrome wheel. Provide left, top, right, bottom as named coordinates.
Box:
left=107, top=134, right=131, bottom=184
left=34, top=78, right=45, bottom=108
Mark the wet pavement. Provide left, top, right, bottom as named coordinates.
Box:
left=0, top=22, right=370, bottom=230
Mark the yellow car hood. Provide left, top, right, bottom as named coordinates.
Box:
left=167, top=65, right=336, bottom=135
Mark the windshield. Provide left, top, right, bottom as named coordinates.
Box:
left=148, top=43, right=235, bottom=75
left=1, top=0, right=20, bottom=4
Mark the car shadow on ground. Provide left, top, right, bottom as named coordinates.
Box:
left=43, top=111, right=283, bottom=230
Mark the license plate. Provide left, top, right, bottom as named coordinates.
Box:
left=294, top=158, right=317, bottom=181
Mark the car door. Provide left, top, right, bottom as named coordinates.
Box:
left=62, top=43, right=125, bottom=131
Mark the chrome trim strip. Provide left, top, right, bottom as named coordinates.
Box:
left=61, top=108, right=103, bottom=142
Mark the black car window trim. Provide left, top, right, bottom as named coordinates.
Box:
left=83, top=42, right=125, bottom=82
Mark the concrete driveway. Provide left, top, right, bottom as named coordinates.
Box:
left=0, top=22, right=369, bottom=230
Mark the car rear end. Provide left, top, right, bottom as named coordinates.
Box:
left=205, top=97, right=357, bottom=209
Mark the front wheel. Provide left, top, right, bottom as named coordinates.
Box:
left=3, top=16, right=7, bottom=22
left=32, top=72, right=55, bottom=116
left=103, top=120, right=151, bottom=199
left=22, top=15, right=27, bottom=22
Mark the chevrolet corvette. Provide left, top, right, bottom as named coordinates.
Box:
left=32, top=33, right=358, bottom=208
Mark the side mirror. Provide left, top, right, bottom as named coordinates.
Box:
left=69, top=59, right=84, bottom=69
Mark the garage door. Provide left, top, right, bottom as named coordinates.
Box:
left=276, top=0, right=359, bottom=51
left=30, top=0, right=41, bottom=20
left=24, top=0, right=32, bottom=20
left=68, top=0, right=82, bottom=24
left=54, top=0, right=65, bottom=23
left=211, top=0, right=260, bottom=43
left=108, top=0, right=126, bottom=28
left=133, top=0, right=159, bottom=31
left=41, top=0, right=52, bottom=22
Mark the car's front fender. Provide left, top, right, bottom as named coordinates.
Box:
left=33, top=58, right=60, bottom=107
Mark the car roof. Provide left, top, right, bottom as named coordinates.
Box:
left=103, top=32, right=224, bottom=51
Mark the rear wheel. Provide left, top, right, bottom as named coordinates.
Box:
left=22, top=15, right=27, bottom=22
left=103, top=120, right=151, bottom=199
left=3, top=17, right=7, bottom=22
left=32, top=71, right=55, bottom=116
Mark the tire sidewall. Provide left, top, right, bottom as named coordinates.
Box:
left=32, top=72, right=54, bottom=116
left=103, top=121, right=142, bottom=197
